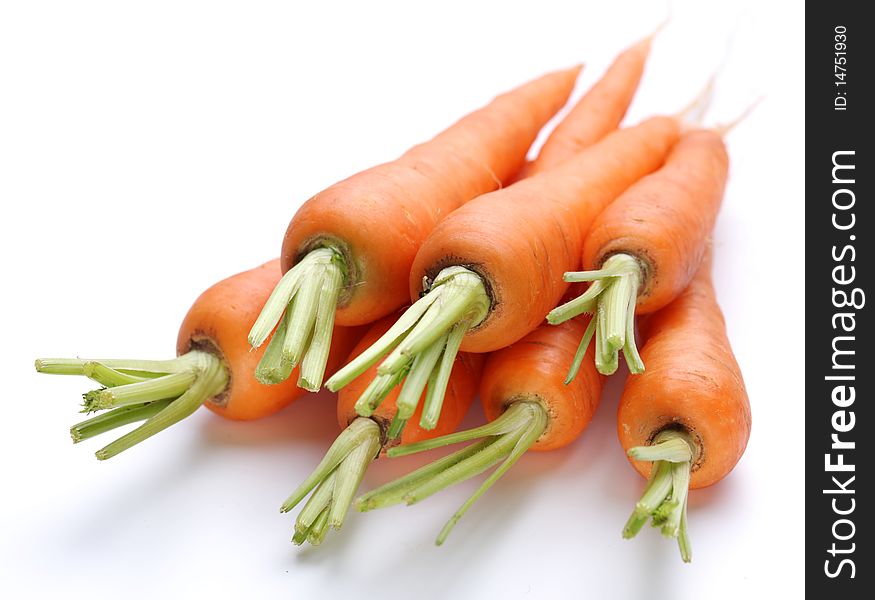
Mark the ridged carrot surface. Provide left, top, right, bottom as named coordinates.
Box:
left=281, top=67, right=582, bottom=326
left=617, top=253, right=751, bottom=488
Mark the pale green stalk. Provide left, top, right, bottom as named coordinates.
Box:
left=299, top=264, right=343, bottom=391
left=326, top=266, right=489, bottom=438
left=281, top=417, right=381, bottom=546
left=564, top=317, right=597, bottom=385
left=82, top=362, right=150, bottom=387
left=394, top=333, right=447, bottom=421
left=35, top=351, right=229, bottom=460
left=622, top=429, right=695, bottom=563
left=36, top=357, right=188, bottom=376
left=248, top=246, right=347, bottom=389
left=547, top=253, right=645, bottom=379
left=82, top=370, right=196, bottom=412
left=356, top=401, right=547, bottom=545
left=420, top=322, right=467, bottom=430
left=70, top=400, right=173, bottom=443
left=292, top=470, right=336, bottom=545
left=356, top=439, right=494, bottom=512
left=254, top=306, right=295, bottom=384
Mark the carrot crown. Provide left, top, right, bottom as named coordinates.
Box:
left=34, top=351, right=228, bottom=460
left=326, top=266, right=489, bottom=439
left=623, top=429, right=696, bottom=562
left=248, top=246, right=346, bottom=391
left=356, top=401, right=547, bottom=545
left=547, top=253, right=646, bottom=378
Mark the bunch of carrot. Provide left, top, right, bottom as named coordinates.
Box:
left=35, top=25, right=752, bottom=564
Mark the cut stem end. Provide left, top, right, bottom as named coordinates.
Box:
left=280, top=417, right=381, bottom=546
left=36, top=351, right=228, bottom=459
left=548, top=253, right=645, bottom=379
left=249, top=246, right=347, bottom=390
left=623, top=429, right=695, bottom=562
left=355, top=401, right=547, bottom=545
left=326, top=266, right=489, bottom=438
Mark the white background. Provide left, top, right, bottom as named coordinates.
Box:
left=0, top=1, right=804, bottom=598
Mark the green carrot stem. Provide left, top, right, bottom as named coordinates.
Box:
left=404, top=435, right=519, bottom=505
left=306, top=507, right=332, bottom=546
left=677, top=504, right=693, bottom=563
left=248, top=246, right=347, bottom=388
left=326, top=299, right=435, bottom=392
left=627, top=435, right=693, bottom=463
left=545, top=278, right=606, bottom=324
left=602, top=266, right=634, bottom=351
left=623, top=274, right=645, bottom=374
left=363, top=401, right=547, bottom=545
left=387, top=401, right=538, bottom=457
left=82, top=362, right=150, bottom=387
left=419, top=321, right=467, bottom=431
left=547, top=253, right=644, bottom=378
left=325, top=266, right=488, bottom=439
left=354, top=370, right=406, bottom=417
left=254, top=306, right=295, bottom=384
left=82, top=370, right=196, bottom=412
left=594, top=312, right=619, bottom=376
left=281, top=417, right=381, bottom=546
left=564, top=317, right=597, bottom=385
left=378, top=267, right=488, bottom=376
left=356, top=439, right=495, bottom=512
left=623, top=429, right=696, bottom=563
left=385, top=415, right=408, bottom=440
left=622, top=461, right=672, bottom=538
left=35, top=357, right=186, bottom=376
left=394, top=332, right=447, bottom=421
left=328, top=434, right=381, bottom=529
left=70, top=400, right=173, bottom=443
left=294, top=470, right=337, bottom=537
left=36, top=350, right=229, bottom=459
left=435, top=410, right=545, bottom=545
left=661, top=461, right=692, bottom=538
left=298, top=264, right=344, bottom=391
left=282, top=266, right=322, bottom=366
left=94, top=353, right=227, bottom=460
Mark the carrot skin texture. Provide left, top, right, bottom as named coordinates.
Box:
left=280, top=67, right=581, bottom=327
left=530, top=35, right=653, bottom=174
left=176, top=260, right=362, bottom=421
left=617, top=255, right=751, bottom=489
left=480, top=316, right=603, bottom=452
left=337, top=314, right=483, bottom=447
left=411, top=116, right=681, bottom=354
left=583, top=130, right=729, bottom=314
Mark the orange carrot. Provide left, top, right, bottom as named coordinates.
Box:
left=34, top=260, right=361, bottom=460
left=356, top=315, right=603, bottom=544
left=527, top=30, right=656, bottom=175
left=617, top=252, right=751, bottom=562
left=248, top=68, right=581, bottom=391
left=280, top=314, right=483, bottom=546
left=327, top=115, right=682, bottom=436
left=548, top=127, right=731, bottom=377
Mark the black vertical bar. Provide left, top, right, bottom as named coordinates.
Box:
left=806, top=1, right=870, bottom=596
